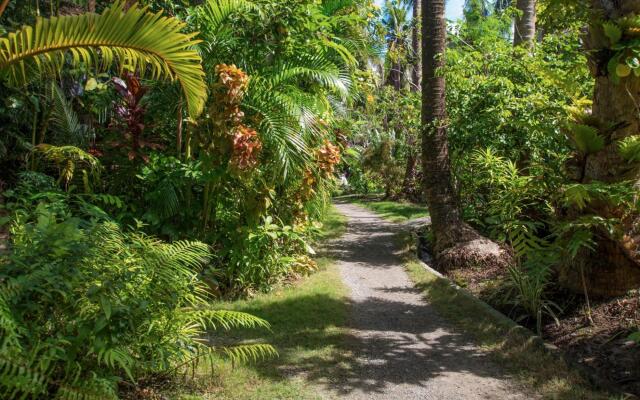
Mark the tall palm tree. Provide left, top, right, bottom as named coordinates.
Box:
left=409, top=0, right=421, bottom=92
left=383, top=0, right=411, bottom=90
left=514, top=0, right=536, bottom=46
left=421, top=0, right=510, bottom=268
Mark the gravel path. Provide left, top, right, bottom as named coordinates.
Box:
left=320, top=201, right=532, bottom=400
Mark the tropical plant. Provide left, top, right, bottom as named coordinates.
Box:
left=0, top=192, right=275, bottom=400
left=502, top=264, right=561, bottom=335
left=33, top=144, right=101, bottom=191
left=0, top=0, right=207, bottom=117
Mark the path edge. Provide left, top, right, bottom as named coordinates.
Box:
left=398, top=230, right=629, bottom=399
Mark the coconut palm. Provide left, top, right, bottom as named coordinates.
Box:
left=421, top=0, right=511, bottom=268
left=383, top=0, right=411, bottom=90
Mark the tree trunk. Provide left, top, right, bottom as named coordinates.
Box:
left=87, top=0, right=95, bottom=12
left=386, top=61, right=402, bottom=90
left=177, top=99, right=184, bottom=159
left=513, top=0, right=536, bottom=47
left=421, top=0, right=511, bottom=269
left=560, top=0, right=640, bottom=297
left=411, top=0, right=422, bottom=92
left=402, top=148, right=418, bottom=199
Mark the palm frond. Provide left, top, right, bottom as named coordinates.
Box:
left=0, top=1, right=207, bottom=117
left=200, top=0, right=254, bottom=33
left=265, top=53, right=351, bottom=99
left=50, top=84, right=93, bottom=146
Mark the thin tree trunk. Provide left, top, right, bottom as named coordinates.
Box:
left=421, top=0, right=511, bottom=269
left=402, top=150, right=417, bottom=199
left=559, top=0, right=640, bottom=297
left=0, top=0, right=10, bottom=18
left=177, top=100, right=183, bottom=159
left=87, top=0, right=95, bottom=12
left=411, top=0, right=422, bottom=92
left=513, top=0, right=536, bottom=47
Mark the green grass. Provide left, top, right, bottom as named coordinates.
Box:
left=314, top=205, right=348, bottom=241
left=354, top=199, right=428, bottom=222
left=396, top=233, right=615, bottom=400
left=187, top=260, right=349, bottom=400
left=169, top=208, right=350, bottom=400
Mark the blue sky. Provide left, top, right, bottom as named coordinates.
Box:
left=374, top=0, right=465, bottom=20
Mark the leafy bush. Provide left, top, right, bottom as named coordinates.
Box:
left=0, top=191, right=274, bottom=399
left=212, top=216, right=318, bottom=296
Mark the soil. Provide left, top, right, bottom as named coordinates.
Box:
left=428, top=246, right=640, bottom=397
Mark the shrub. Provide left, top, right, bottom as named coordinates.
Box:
left=0, top=194, right=274, bottom=399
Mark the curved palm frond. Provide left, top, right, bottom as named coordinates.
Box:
left=0, top=1, right=207, bottom=117
left=265, top=53, right=351, bottom=99
left=244, top=85, right=310, bottom=178
left=200, top=0, right=254, bottom=33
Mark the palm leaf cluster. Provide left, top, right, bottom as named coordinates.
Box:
left=0, top=0, right=207, bottom=117
left=196, top=0, right=358, bottom=179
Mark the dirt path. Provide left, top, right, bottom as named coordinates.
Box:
left=321, top=201, right=532, bottom=399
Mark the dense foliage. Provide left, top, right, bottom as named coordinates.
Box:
left=345, top=0, right=640, bottom=342
left=2, top=0, right=640, bottom=397
left=0, top=0, right=379, bottom=398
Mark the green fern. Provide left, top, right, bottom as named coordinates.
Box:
left=619, top=135, right=640, bottom=162
left=0, top=200, right=275, bottom=399
left=34, top=144, right=100, bottom=191
left=566, top=122, right=604, bottom=154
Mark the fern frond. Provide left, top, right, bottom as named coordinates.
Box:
left=192, top=309, right=271, bottom=331
left=50, top=84, right=92, bottom=146
left=0, top=1, right=207, bottom=117
left=566, top=123, right=604, bottom=154
left=55, top=378, right=118, bottom=400
left=222, top=343, right=278, bottom=364
left=0, top=356, right=48, bottom=398
left=619, top=135, right=640, bottom=163
left=34, top=144, right=100, bottom=190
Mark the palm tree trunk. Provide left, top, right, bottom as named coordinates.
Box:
left=421, top=0, right=511, bottom=269
left=559, top=0, right=640, bottom=297
left=411, top=0, right=422, bottom=92
left=513, top=0, right=536, bottom=47
left=87, top=0, right=95, bottom=12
